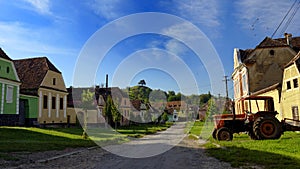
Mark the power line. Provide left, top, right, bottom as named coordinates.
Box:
left=280, top=0, right=300, bottom=35
left=271, top=0, right=298, bottom=38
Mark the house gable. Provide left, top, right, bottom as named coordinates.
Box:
left=40, top=70, right=67, bottom=92
left=0, top=49, right=20, bottom=82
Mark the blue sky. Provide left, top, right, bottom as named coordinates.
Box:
left=0, top=0, right=300, bottom=97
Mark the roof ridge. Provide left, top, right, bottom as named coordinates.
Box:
left=0, top=48, right=13, bottom=61
left=14, top=56, right=61, bottom=73
left=14, top=56, right=47, bottom=61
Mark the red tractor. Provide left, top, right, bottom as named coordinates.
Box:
left=212, top=96, right=283, bottom=141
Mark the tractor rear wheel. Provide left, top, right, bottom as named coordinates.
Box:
left=217, top=127, right=233, bottom=141
left=253, top=116, right=282, bottom=140
left=248, top=129, right=258, bottom=140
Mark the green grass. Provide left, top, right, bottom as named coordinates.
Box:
left=0, top=127, right=97, bottom=153
left=117, top=122, right=173, bottom=138
left=0, top=122, right=173, bottom=154
left=188, top=121, right=300, bottom=169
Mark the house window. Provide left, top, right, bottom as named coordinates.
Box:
left=293, top=78, right=298, bottom=88
left=43, top=95, right=48, bottom=109
left=6, top=86, right=13, bottom=103
left=242, top=74, right=247, bottom=93
left=6, top=67, right=9, bottom=73
left=234, top=80, right=240, bottom=98
left=269, top=50, right=275, bottom=56
left=287, top=81, right=291, bottom=90
left=60, top=98, right=63, bottom=110
left=292, top=106, right=299, bottom=121
left=53, top=78, right=56, bottom=85
left=52, top=97, right=56, bottom=109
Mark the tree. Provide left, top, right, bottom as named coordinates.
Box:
left=111, top=103, right=121, bottom=129
left=206, top=98, right=218, bottom=121
left=162, top=112, right=169, bottom=122
left=103, top=95, right=114, bottom=128
left=103, top=96, right=121, bottom=129
left=138, top=79, right=146, bottom=86
left=128, top=85, right=152, bottom=104
left=81, top=89, right=95, bottom=139
left=199, top=92, right=212, bottom=106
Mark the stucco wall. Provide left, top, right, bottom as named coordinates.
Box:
left=248, top=48, right=296, bottom=93
left=257, top=89, right=282, bottom=120
left=0, top=59, right=19, bottom=81
left=20, top=94, right=38, bottom=118
left=40, top=70, right=67, bottom=92
left=281, top=63, right=300, bottom=121
left=38, top=88, right=68, bottom=124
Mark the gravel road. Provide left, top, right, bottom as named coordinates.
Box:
left=3, top=122, right=233, bottom=169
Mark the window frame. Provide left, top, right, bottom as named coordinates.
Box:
left=6, top=85, right=13, bottom=103
left=287, top=81, right=292, bottom=90
left=293, top=78, right=299, bottom=88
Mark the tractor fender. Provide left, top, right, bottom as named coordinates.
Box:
left=253, top=111, right=278, bottom=121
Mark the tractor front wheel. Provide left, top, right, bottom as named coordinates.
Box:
left=212, top=129, right=217, bottom=140
left=217, top=127, right=233, bottom=141
left=253, top=116, right=282, bottom=140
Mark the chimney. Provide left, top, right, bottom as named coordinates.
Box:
left=105, top=74, right=108, bottom=89
left=284, top=33, right=292, bottom=46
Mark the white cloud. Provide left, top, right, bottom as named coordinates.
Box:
left=160, top=22, right=206, bottom=56
left=22, top=0, right=52, bottom=15
left=88, top=0, right=124, bottom=20
left=168, top=0, right=220, bottom=28
left=164, top=39, right=188, bottom=56
left=0, top=22, right=76, bottom=58
left=235, top=0, right=300, bottom=37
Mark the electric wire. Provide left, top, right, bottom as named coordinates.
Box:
left=271, top=0, right=298, bottom=38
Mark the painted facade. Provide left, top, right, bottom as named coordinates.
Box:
left=281, top=53, right=300, bottom=124
left=252, top=83, right=282, bottom=119
left=0, top=48, right=21, bottom=125
left=19, top=94, right=39, bottom=126
left=119, top=97, right=131, bottom=126
left=232, top=35, right=300, bottom=115
left=14, top=57, right=68, bottom=125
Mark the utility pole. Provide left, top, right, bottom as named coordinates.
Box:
left=223, top=76, right=230, bottom=99
left=223, top=76, right=230, bottom=112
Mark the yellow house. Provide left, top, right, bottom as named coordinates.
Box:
left=252, top=83, right=282, bottom=120
left=14, top=57, right=68, bottom=125
left=281, top=52, right=300, bottom=124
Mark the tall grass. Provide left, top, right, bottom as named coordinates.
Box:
left=189, top=121, right=300, bottom=169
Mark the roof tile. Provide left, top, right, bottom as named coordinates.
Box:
left=14, top=57, right=61, bottom=94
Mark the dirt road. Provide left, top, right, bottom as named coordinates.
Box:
left=5, top=122, right=233, bottom=169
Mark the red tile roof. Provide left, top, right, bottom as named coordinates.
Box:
left=241, top=36, right=300, bottom=63
left=14, top=57, right=61, bottom=95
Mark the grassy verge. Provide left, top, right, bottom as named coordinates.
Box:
left=0, top=127, right=97, bottom=153
left=188, top=121, right=300, bottom=169
left=0, top=122, right=173, bottom=154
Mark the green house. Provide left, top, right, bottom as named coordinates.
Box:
left=0, top=48, right=21, bottom=125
